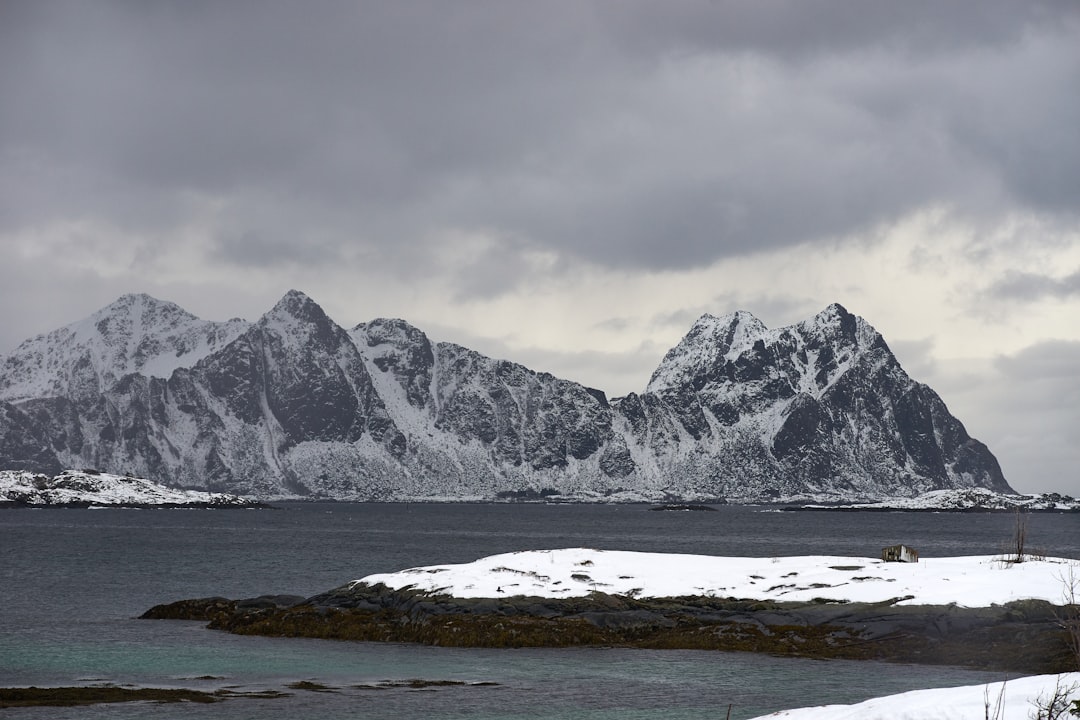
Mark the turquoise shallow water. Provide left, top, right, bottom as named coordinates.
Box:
left=2, top=504, right=1077, bottom=718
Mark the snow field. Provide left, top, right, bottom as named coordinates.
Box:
left=356, top=548, right=1080, bottom=607
left=358, top=548, right=1080, bottom=720
left=747, top=673, right=1080, bottom=720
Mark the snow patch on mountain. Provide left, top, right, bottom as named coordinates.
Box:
left=0, top=293, right=248, bottom=402
left=748, top=674, right=1080, bottom=720
left=646, top=310, right=768, bottom=394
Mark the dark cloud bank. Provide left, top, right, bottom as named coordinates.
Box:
left=1, top=1, right=1079, bottom=494
left=2, top=0, right=1078, bottom=274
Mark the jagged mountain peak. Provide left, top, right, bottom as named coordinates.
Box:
left=797, top=302, right=887, bottom=353
left=104, top=291, right=187, bottom=313
left=86, top=293, right=201, bottom=343
left=263, top=289, right=323, bottom=322
left=647, top=310, right=767, bottom=393
left=352, top=317, right=428, bottom=346
left=349, top=318, right=436, bottom=411
left=4, top=292, right=187, bottom=359
left=648, top=304, right=889, bottom=395
left=255, top=290, right=347, bottom=351
left=697, top=310, right=769, bottom=348
left=814, top=301, right=851, bottom=322
left=0, top=292, right=248, bottom=401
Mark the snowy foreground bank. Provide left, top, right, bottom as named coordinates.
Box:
left=747, top=673, right=1080, bottom=720
left=357, top=548, right=1079, bottom=607
left=358, top=549, right=1080, bottom=719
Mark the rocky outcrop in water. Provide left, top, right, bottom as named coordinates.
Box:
left=142, top=584, right=1072, bottom=674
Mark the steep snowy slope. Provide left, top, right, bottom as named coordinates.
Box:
left=348, top=318, right=621, bottom=499
left=0, top=293, right=248, bottom=402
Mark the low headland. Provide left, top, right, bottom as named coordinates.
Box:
left=143, top=549, right=1080, bottom=676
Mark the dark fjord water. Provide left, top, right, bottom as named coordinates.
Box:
left=2, top=503, right=1078, bottom=719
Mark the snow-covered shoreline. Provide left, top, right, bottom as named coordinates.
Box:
left=354, top=548, right=1080, bottom=719
left=792, top=487, right=1080, bottom=512
left=356, top=547, right=1080, bottom=608
left=747, top=673, right=1080, bottom=720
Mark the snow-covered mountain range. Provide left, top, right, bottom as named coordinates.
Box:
left=0, top=291, right=1012, bottom=501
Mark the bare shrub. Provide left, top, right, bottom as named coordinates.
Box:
left=1028, top=674, right=1079, bottom=720
left=999, top=508, right=1035, bottom=565
left=1012, top=508, right=1029, bottom=563
left=985, top=680, right=1007, bottom=720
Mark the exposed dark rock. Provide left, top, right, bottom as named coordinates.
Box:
left=0, top=402, right=61, bottom=475
left=139, top=596, right=239, bottom=621
left=142, top=585, right=1074, bottom=674
left=0, top=686, right=224, bottom=707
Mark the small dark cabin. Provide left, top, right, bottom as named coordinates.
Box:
left=881, top=544, right=919, bottom=563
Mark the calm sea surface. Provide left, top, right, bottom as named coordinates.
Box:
left=2, top=503, right=1078, bottom=719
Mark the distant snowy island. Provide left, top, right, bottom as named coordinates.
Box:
left=0, top=469, right=265, bottom=508
left=790, top=487, right=1080, bottom=512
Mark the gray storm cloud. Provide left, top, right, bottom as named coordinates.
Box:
left=2, top=1, right=1079, bottom=494
left=2, top=0, right=1078, bottom=278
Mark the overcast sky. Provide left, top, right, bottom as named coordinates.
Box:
left=2, top=1, right=1078, bottom=494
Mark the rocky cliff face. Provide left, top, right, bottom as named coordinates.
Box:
left=619, top=304, right=1011, bottom=500
left=0, top=292, right=1011, bottom=501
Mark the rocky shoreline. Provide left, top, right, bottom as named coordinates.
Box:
left=142, top=583, right=1075, bottom=675
left=0, top=685, right=288, bottom=708
left=783, top=505, right=1080, bottom=513
left=0, top=500, right=273, bottom=509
